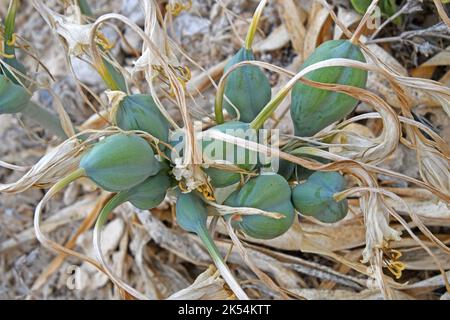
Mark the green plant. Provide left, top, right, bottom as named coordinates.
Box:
left=79, top=133, right=160, bottom=191
left=95, top=171, right=170, bottom=231
left=112, top=94, right=169, bottom=144
left=216, top=0, right=271, bottom=124
left=351, top=0, right=400, bottom=23
left=176, top=191, right=248, bottom=299
left=224, top=174, right=295, bottom=239
left=0, top=0, right=67, bottom=138
left=290, top=40, right=368, bottom=137
left=292, top=171, right=348, bottom=223
left=202, top=121, right=258, bottom=187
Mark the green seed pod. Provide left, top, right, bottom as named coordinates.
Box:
left=276, top=158, right=295, bottom=180
left=224, top=174, right=295, bottom=239
left=0, top=74, right=30, bottom=114
left=222, top=48, right=271, bottom=123
left=290, top=40, right=368, bottom=136
left=80, top=133, right=160, bottom=191
left=176, top=191, right=208, bottom=234
left=114, top=94, right=169, bottom=144
left=292, top=171, right=348, bottom=223
left=202, top=121, right=258, bottom=188
left=175, top=191, right=248, bottom=299
left=126, top=171, right=170, bottom=209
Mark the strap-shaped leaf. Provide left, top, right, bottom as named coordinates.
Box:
left=0, top=74, right=30, bottom=114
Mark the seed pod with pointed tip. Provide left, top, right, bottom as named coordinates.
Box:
left=290, top=40, right=368, bottom=137
left=202, top=121, right=258, bottom=188
left=292, top=171, right=348, bottom=223
left=222, top=48, right=271, bottom=122
left=176, top=192, right=248, bottom=299
left=224, top=174, right=295, bottom=239
left=80, top=133, right=160, bottom=192
left=113, top=94, right=169, bottom=144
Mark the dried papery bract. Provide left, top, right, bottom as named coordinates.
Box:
left=0, top=138, right=82, bottom=193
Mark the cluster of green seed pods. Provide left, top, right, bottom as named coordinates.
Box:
left=28, top=0, right=368, bottom=298
left=202, top=121, right=257, bottom=187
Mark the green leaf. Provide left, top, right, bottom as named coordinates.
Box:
left=350, top=0, right=372, bottom=15
left=0, top=73, right=30, bottom=114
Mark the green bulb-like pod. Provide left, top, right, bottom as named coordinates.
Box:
left=0, top=74, right=30, bottom=114
left=113, top=94, right=169, bottom=144
left=176, top=192, right=248, bottom=300
left=292, top=171, right=348, bottom=223
left=224, top=174, right=295, bottom=239
left=202, top=121, right=258, bottom=188
left=80, top=133, right=160, bottom=192
left=290, top=40, right=368, bottom=137
left=222, top=48, right=271, bottom=123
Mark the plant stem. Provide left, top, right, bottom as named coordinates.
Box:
left=214, top=78, right=226, bottom=124
left=20, top=101, right=68, bottom=139
left=196, top=226, right=249, bottom=300
left=4, top=0, right=18, bottom=56
left=95, top=191, right=130, bottom=228
left=244, top=0, right=269, bottom=50
left=77, top=0, right=93, bottom=17
left=249, top=83, right=291, bottom=130
left=49, top=167, right=85, bottom=195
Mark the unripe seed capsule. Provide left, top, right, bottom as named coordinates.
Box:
left=222, top=48, right=272, bottom=123
left=224, top=174, right=295, bottom=239
left=290, top=40, right=368, bottom=137
left=292, top=171, right=348, bottom=223
left=202, top=121, right=258, bottom=188
left=114, top=94, right=169, bottom=144
left=80, top=133, right=160, bottom=192
left=95, top=171, right=170, bottom=232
